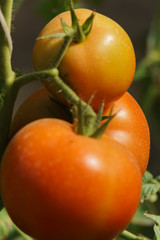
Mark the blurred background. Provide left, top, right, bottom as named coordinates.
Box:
left=11, top=0, right=159, bottom=175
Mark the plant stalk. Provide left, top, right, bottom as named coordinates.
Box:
left=53, top=35, right=73, bottom=68
left=41, top=70, right=96, bottom=117
left=0, top=0, right=15, bottom=89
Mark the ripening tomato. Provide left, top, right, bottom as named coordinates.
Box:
left=33, top=9, right=136, bottom=111
left=1, top=119, right=141, bottom=240
left=11, top=88, right=150, bottom=175
left=10, top=87, right=71, bottom=136
left=103, top=92, right=150, bottom=176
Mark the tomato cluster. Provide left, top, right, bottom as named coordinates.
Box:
left=0, top=7, right=150, bottom=240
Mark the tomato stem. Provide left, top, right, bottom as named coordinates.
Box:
left=53, top=35, right=74, bottom=68
left=0, top=0, right=15, bottom=89
left=0, top=0, right=16, bottom=160
left=41, top=70, right=97, bottom=119
left=14, top=69, right=59, bottom=89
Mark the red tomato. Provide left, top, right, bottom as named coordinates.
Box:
left=0, top=119, right=141, bottom=240
left=103, top=92, right=150, bottom=176
left=33, top=9, right=136, bottom=111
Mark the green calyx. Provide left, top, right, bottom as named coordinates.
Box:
left=38, top=0, right=95, bottom=43
left=73, top=97, right=115, bottom=139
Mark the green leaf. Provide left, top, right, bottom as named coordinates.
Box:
left=144, top=213, right=160, bottom=226
left=61, top=18, right=73, bottom=34
left=69, top=0, right=79, bottom=29
left=141, top=172, right=160, bottom=202
left=154, top=225, right=160, bottom=240
left=144, top=213, right=160, bottom=240
left=142, top=171, right=153, bottom=184
left=156, top=176, right=160, bottom=182
left=94, top=102, right=104, bottom=129
left=90, top=109, right=115, bottom=139
left=82, top=12, right=95, bottom=37
left=131, top=203, right=154, bottom=226
left=142, top=183, right=160, bottom=202
left=37, top=32, right=68, bottom=40
left=119, top=229, right=151, bottom=240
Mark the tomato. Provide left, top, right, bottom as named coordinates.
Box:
left=33, top=9, right=136, bottom=111
left=10, top=87, right=71, bottom=136
left=103, top=92, right=150, bottom=176
left=1, top=118, right=141, bottom=240
left=11, top=88, right=150, bottom=175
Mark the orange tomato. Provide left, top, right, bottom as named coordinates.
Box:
left=33, top=9, right=136, bottom=111
left=103, top=92, right=150, bottom=176
left=10, top=87, right=71, bottom=136
left=0, top=118, right=141, bottom=240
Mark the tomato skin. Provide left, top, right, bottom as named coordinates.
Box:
left=11, top=87, right=70, bottom=136
left=103, top=92, right=150, bottom=176
left=33, top=9, right=136, bottom=111
left=1, top=119, right=141, bottom=240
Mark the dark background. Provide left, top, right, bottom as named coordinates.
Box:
left=11, top=0, right=159, bottom=175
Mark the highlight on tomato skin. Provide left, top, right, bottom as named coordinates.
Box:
left=33, top=8, right=136, bottom=111
left=0, top=118, right=141, bottom=240
left=103, top=91, right=150, bottom=176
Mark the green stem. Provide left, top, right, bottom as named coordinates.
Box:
left=53, top=35, right=73, bottom=68
left=119, top=230, right=151, bottom=240
left=0, top=0, right=15, bottom=89
left=14, top=69, right=59, bottom=89
left=0, top=0, right=12, bottom=28
left=41, top=70, right=96, bottom=117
